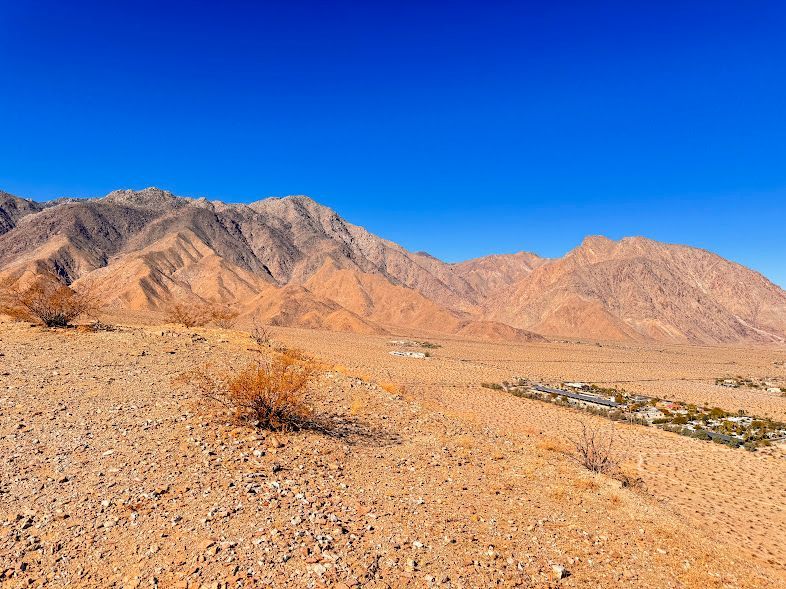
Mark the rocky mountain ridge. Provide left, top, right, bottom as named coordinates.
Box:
left=1, top=187, right=784, bottom=344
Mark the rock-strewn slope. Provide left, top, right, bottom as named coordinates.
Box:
left=0, top=320, right=778, bottom=587
left=1, top=187, right=784, bottom=344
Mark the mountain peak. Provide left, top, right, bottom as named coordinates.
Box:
left=580, top=234, right=614, bottom=247
left=103, top=187, right=181, bottom=207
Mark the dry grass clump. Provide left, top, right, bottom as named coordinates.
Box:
left=185, top=349, right=320, bottom=432
left=573, top=478, right=600, bottom=492
left=550, top=486, right=567, bottom=500
left=379, top=382, right=400, bottom=394
left=1, top=276, right=96, bottom=327
left=455, top=434, right=474, bottom=449
left=536, top=436, right=570, bottom=454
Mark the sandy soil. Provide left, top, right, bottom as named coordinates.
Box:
left=0, top=319, right=784, bottom=587
left=271, top=327, right=786, bottom=580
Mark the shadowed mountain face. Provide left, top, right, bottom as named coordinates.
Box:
left=1, top=187, right=784, bottom=344
left=0, top=191, right=43, bottom=236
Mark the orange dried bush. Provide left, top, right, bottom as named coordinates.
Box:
left=208, top=303, right=239, bottom=328
left=1, top=276, right=95, bottom=327
left=187, top=349, right=320, bottom=432
left=164, top=301, right=209, bottom=328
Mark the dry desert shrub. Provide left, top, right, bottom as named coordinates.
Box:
left=208, top=303, right=239, bottom=328
left=536, top=436, right=570, bottom=454
left=164, top=301, right=209, bottom=328
left=567, top=421, right=619, bottom=475
left=186, top=349, right=320, bottom=432
left=379, top=382, right=400, bottom=394
left=250, top=317, right=273, bottom=346
left=0, top=276, right=96, bottom=327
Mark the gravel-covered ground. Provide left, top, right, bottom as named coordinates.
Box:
left=0, top=320, right=780, bottom=587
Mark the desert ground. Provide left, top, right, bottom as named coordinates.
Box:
left=1, top=318, right=785, bottom=588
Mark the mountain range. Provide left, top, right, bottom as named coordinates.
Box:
left=1, top=187, right=785, bottom=344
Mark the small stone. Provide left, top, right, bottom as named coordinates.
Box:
left=551, top=564, right=568, bottom=579
left=312, top=563, right=327, bottom=575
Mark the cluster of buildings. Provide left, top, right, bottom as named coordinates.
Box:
left=718, top=377, right=783, bottom=394
left=501, top=380, right=786, bottom=450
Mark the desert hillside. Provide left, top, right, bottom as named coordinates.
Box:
left=1, top=319, right=783, bottom=587
left=1, top=187, right=785, bottom=344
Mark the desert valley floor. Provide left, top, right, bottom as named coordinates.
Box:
left=1, top=318, right=785, bottom=588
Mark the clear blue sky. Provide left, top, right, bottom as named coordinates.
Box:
left=1, top=1, right=785, bottom=287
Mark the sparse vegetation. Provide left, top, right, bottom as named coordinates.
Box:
left=163, top=300, right=239, bottom=328
left=0, top=276, right=96, bottom=327
left=186, top=349, right=320, bottom=432
left=420, top=341, right=441, bottom=349
left=208, top=303, right=239, bottom=328
left=567, top=422, right=619, bottom=475
left=379, top=382, right=400, bottom=394
left=164, top=301, right=209, bottom=328
left=250, top=317, right=273, bottom=346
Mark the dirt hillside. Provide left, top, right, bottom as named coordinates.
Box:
left=0, top=319, right=781, bottom=587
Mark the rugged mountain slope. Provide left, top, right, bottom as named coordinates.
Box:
left=0, top=188, right=479, bottom=303
left=484, top=236, right=786, bottom=343
left=301, top=260, right=543, bottom=341
left=1, top=188, right=784, bottom=344
left=0, top=191, right=43, bottom=236
left=451, top=251, right=547, bottom=298
left=0, top=188, right=542, bottom=340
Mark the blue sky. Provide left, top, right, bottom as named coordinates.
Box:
left=1, top=1, right=785, bottom=286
